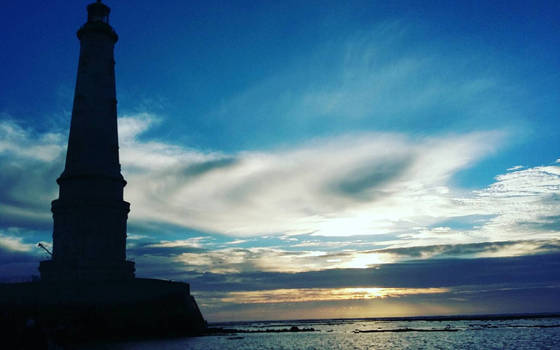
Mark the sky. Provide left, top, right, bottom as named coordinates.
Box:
left=1, top=0, right=559, bottom=322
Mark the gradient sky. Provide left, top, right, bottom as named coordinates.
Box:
left=1, top=0, right=559, bottom=322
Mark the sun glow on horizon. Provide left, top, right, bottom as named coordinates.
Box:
left=221, top=287, right=450, bottom=304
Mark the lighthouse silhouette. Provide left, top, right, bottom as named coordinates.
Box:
left=0, top=1, right=206, bottom=338
left=39, top=0, right=134, bottom=282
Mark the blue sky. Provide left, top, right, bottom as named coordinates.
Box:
left=1, top=0, right=559, bottom=321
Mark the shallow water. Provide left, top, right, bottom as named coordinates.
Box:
left=81, top=317, right=560, bottom=349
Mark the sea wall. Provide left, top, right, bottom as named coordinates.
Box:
left=0, top=278, right=206, bottom=342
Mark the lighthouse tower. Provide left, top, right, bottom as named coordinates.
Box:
left=0, top=1, right=205, bottom=336
left=39, top=0, right=134, bottom=281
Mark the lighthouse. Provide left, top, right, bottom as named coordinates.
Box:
left=1, top=2, right=205, bottom=338
left=39, top=0, right=134, bottom=281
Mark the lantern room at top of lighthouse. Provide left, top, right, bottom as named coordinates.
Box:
left=87, top=0, right=111, bottom=24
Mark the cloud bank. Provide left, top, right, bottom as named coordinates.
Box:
left=0, top=114, right=558, bottom=248
left=117, top=115, right=506, bottom=239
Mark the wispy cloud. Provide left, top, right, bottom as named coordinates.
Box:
left=200, top=20, right=524, bottom=153
left=0, top=231, right=34, bottom=253
left=460, top=165, right=560, bottom=242
left=2, top=113, right=559, bottom=254
left=0, top=120, right=65, bottom=162
left=119, top=116, right=503, bottom=238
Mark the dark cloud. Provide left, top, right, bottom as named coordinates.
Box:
left=181, top=157, right=237, bottom=178
left=0, top=213, right=52, bottom=231
left=330, top=157, right=411, bottom=199
left=0, top=155, right=60, bottom=205
left=374, top=239, right=560, bottom=259
left=125, top=220, right=217, bottom=244
left=0, top=154, right=61, bottom=230
left=164, top=253, right=560, bottom=293
left=540, top=193, right=560, bottom=205
left=124, top=239, right=560, bottom=280
left=519, top=215, right=560, bottom=232
left=128, top=242, right=206, bottom=257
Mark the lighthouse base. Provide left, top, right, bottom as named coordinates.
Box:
left=39, top=259, right=135, bottom=281
left=0, top=278, right=206, bottom=343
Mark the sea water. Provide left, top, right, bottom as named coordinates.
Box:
left=80, top=316, right=560, bottom=349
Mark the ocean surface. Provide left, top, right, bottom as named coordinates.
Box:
left=81, top=316, right=560, bottom=349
